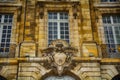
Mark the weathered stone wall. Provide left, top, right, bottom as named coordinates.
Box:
left=0, top=0, right=120, bottom=80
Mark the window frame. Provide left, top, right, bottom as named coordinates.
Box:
left=47, top=12, right=70, bottom=45
left=0, top=14, right=13, bottom=54
left=102, top=14, right=120, bottom=53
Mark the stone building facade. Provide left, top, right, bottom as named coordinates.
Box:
left=0, top=0, right=120, bottom=80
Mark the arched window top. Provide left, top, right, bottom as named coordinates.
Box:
left=0, top=75, right=7, bottom=80
left=45, top=75, right=75, bottom=80
left=112, top=74, right=120, bottom=80
left=41, top=70, right=80, bottom=80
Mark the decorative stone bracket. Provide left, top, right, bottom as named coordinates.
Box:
left=38, top=3, right=44, bottom=19
left=72, top=2, right=80, bottom=19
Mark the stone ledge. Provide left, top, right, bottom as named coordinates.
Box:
left=0, top=3, right=22, bottom=7
left=0, top=57, right=120, bottom=65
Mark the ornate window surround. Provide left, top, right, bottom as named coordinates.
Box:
left=36, top=1, right=81, bottom=56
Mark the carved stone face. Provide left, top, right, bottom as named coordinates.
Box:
left=53, top=52, right=67, bottom=66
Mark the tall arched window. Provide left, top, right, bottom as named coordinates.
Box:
left=0, top=75, right=7, bottom=80
left=112, top=74, right=120, bottom=80
left=45, top=75, right=75, bottom=80
left=41, top=71, right=80, bottom=80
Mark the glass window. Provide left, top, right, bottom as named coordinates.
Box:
left=102, top=14, right=120, bottom=53
left=101, top=0, right=118, bottom=2
left=0, top=0, right=15, bottom=2
left=48, top=12, right=69, bottom=44
left=45, top=76, right=75, bottom=80
left=0, top=14, right=13, bottom=54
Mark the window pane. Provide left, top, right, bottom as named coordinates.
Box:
left=5, top=15, right=8, bottom=18
left=6, top=44, right=10, bottom=47
left=49, top=31, right=52, bottom=34
left=0, top=48, right=4, bottom=52
left=48, top=13, right=52, bottom=19
left=1, top=39, right=5, bottom=42
left=3, top=26, right=7, bottom=29
left=5, top=48, right=9, bottom=52
left=53, top=13, right=57, bottom=19
left=3, top=30, right=6, bottom=33
left=7, top=30, right=11, bottom=33
left=6, top=39, right=10, bottom=42
left=54, top=35, right=57, bottom=39
left=102, top=15, right=111, bottom=23
left=9, top=19, right=12, bottom=23
left=65, top=31, right=69, bottom=34
left=9, top=15, right=13, bottom=18
left=110, top=0, right=117, bottom=2
left=1, top=43, right=5, bottom=47
left=2, top=34, right=6, bottom=38
left=60, top=31, right=64, bottom=34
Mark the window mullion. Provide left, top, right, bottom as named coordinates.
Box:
left=111, top=15, right=114, bottom=24
left=112, top=26, right=117, bottom=44
left=0, top=25, right=3, bottom=43
left=1, top=15, right=4, bottom=23
left=112, top=26, right=118, bottom=52
left=58, top=13, right=60, bottom=39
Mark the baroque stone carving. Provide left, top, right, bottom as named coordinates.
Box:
left=41, top=39, right=78, bottom=76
